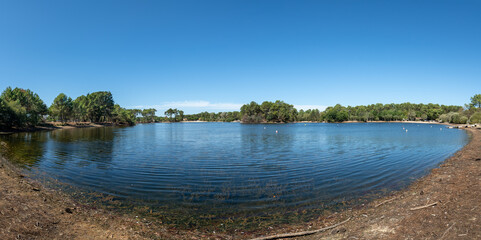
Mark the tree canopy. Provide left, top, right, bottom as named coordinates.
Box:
left=164, top=108, right=184, bottom=122
left=470, top=94, right=481, bottom=108
left=240, top=100, right=297, bottom=123
left=321, top=102, right=463, bottom=123
left=0, top=87, right=48, bottom=128
left=49, top=93, right=73, bottom=123
left=0, top=87, right=137, bottom=129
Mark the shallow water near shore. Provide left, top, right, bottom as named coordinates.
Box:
left=0, top=123, right=469, bottom=229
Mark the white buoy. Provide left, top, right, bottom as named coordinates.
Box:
left=406, top=129, right=408, bottom=132
left=264, top=127, right=266, bottom=129
left=276, top=130, right=278, bottom=134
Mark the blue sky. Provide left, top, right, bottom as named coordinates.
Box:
left=1, top=1, right=480, bottom=114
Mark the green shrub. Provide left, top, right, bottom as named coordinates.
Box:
left=469, top=112, right=481, bottom=124
left=438, top=113, right=450, bottom=123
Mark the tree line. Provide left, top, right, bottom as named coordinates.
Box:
left=321, top=103, right=463, bottom=123
left=2, top=86, right=480, bottom=130
left=0, top=87, right=136, bottom=130
left=48, top=91, right=136, bottom=125
left=184, top=111, right=241, bottom=122
left=237, top=96, right=481, bottom=124
left=240, top=100, right=297, bottom=123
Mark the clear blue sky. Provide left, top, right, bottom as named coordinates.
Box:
left=1, top=0, right=480, bottom=114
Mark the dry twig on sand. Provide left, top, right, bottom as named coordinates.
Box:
left=375, top=197, right=397, bottom=207
left=409, top=202, right=438, bottom=211
left=250, top=218, right=351, bottom=240
left=439, top=222, right=456, bottom=240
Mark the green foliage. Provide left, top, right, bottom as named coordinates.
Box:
left=0, top=87, right=47, bottom=128
left=323, top=104, right=349, bottom=122
left=163, top=108, right=185, bottom=122
left=112, top=104, right=136, bottom=126
left=449, top=113, right=467, bottom=124
left=0, top=98, right=10, bottom=128
left=68, top=92, right=115, bottom=123
left=240, top=100, right=297, bottom=123
left=0, top=87, right=137, bottom=129
left=321, top=102, right=463, bottom=123
left=164, top=108, right=176, bottom=122
left=240, top=101, right=264, bottom=123
left=439, top=112, right=468, bottom=124
left=298, top=109, right=321, bottom=122
left=1, top=87, right=477, bottom=128
left=469, top=112, right=481, bottom=124
left=140, top=108, right=157, bottom=123
left=438, top=113, right=451, bottom=123
left=49, top=93, right=73, bottom=123
left=73, top=95, right=89, bottom=122
left=85, top=91, right=115, bottom=122
left=0, top=98, right=24, bottom=129
left=183, top=111, right=241, bottom=122
left=470, top=94, right=481, bottom=108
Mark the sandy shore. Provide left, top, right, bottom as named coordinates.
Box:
left=0, top=125, right=480, bottom=239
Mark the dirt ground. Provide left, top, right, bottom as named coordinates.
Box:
left=0, top=126, right=480, bottom=240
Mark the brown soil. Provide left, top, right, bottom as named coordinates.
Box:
left=0, top=126, right=480, bottom=240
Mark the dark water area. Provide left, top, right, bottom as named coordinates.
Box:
left=0, top=123, right=469, bottom=228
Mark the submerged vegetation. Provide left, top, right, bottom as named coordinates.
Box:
left=1, top=86, right=480, bottom=130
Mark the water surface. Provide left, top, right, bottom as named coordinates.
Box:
left=0, top=123, right=468, bottom=227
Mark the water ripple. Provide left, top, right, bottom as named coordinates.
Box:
left=0, top=122, right=468, bottom=220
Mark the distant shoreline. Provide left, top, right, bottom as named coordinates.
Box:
left=0, top=120, right=462, bottom=135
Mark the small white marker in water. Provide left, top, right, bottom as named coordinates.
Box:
left=264, top=127, right=266, bottom=129
left=276, top=130, right=278, bottom=134
left=440, top=128, right=442, bottom=130
left=406, top=129, right=408, bottom=132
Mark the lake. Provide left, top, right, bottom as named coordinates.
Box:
left=0, top=123, right=469, bottom=228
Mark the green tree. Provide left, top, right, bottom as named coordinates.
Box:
left=85, top=91, right=114, bottom=122
left=172, top=108, right=180, bottom=122
left=323, top=104, right=349, bottom=122
left=0, top=87, right=47, bottom=127
left=112, top=104, right=136, bottom=125
left=177, top=110, right=184, bottom=122
left=240, top=100, right=297, bottom=123
left=469, top=112, right=481, bottom=124
left=470, top=94, right=481, bottom=108
left=49, top=93, right=73, bottom=123
left=0, top=98, right=24, bottom=129
left=73, top=95, right=88, bottom=122
left=164, top=108, right=175, bottom=122
left=141, top=108, right=157, bottom=122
